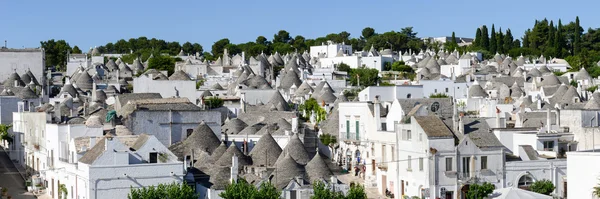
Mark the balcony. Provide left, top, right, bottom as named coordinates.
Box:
left=342, top=132, right=362, bottom=143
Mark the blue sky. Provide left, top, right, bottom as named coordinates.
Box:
left=1, top=0, right=598, bottom=51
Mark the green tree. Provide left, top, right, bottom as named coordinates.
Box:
left=204, top=97, right=224, bottom=109
left=219, top=178, right=279, bottom=199
left=530, top=179, right=555, bottom=195
left=182, top=42, right=193, bottom=54
left=311, top=181, right=344, bottom=199
left=128, top=182, right=197, bottom=199
left=481, top=25, right=490, bottom=50
left=496, top=27, right=504, bottom=54
left=273, top=30, right=292, bottom=44
left=72, top=46, right=82, bottom=54
left=349, top=67, right=380, bottom=87
left=446, top=32, right=459, bottom=52
left=298, top=98, right=327, bottom=124
left=0, top=124, right=13, bottom=144
left=429, top=93, right=449, bottom=98
left=337, top=63, right=351, bottom=73
left=503, top=29, right=514, bottom=53
left=574, top=16, right=581, bottom=54
left=319, top=134, right=337, bottom=154
left=490, top=24, right=497, bottom=53
left=40, top=39, right=72, bottom=71
left=147, top=55, right=179, bottom=75
left=212, top=38, right=231, bottom=58
left=192, top=43, right=203, bottom=54
left=346, top=183, right=367, bottom=199
left=474, top=27, right=482, bottom=47
left=361, top=27, right=375, bottom=40
left=466, top=182, right=494, bottom=199
left=400, top=27, right=418, bottom=40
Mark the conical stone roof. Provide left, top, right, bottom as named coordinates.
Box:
left=276, top=133, right=310, bottom=165
left=273, top=152, right=305, bottom=189
left=209, top=142, right=228, bottom=162
left=169, top=70, right=191, bottom=81
left=215, top=144, right=251, bottom=167
left=305, top=153, right=333, bottom=182
left=222, top=118, right=248, bottom=135
left=168, top=121, right=221, bottom=159
left=267, top=91, right=290, bottom=111
left=575, top=68, right=591, bottom=81
left=249, top=132, right=283, bottom=167
left=294, top=81, right=313, bottom=97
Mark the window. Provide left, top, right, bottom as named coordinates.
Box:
left=356, top=120, right=360, bottom=140
left=406, top=130, right=412, bottom=140
left=419, top=157, right=424, bottom=171
left=543, top=141, right=554, bottom=151
left=346, top=120, right=350, bottom=139
left=407, top=94, right=411, bottom=99
left=407, top=156, right=412, bottom=170
left=481, top=156, right=488, bottom=170
left=446, top=157, right=453, bottom=171
left=445, top=88, right=449, bottom=93
left=434, top=89, right=437, bottom=93
left=149, top=152, right=158, bottom=163
left=381, top=123, right=387, bottom=131
left=186, top=129, right=193, bottom=137
left=462, top=157, right=470, bottom=174
left=518, top=175, right=534, bottom=190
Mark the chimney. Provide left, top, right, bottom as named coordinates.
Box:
left=292, top=117, right=298, bottom=133
left=104, top=137, right=113, bottom=151
left=466, top=75, right=471, bottom=83
left=92, top=82, right=97, bottom=102
left=89, top=137, right=96, bottom=147
left=537, top=99, right=542, bottom=110
left=14, top=80, right=18, bottom=87
left=546, top=108, right=551, bottom=133
left=374, top=95, right=381, bottom=131
left=295, top=175, right=304, bottom=186
left=240, top=92, right=246, bottom=113
left=230, top=154, right=239, bottom=183
left=556, top=109, right=561, bottom=127
left=496, top=107, right=502, bottom=128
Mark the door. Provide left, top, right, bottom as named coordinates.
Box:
left=401, top=180, right=404, bottom=196
left=372, top=159, right=376, bottom=173
left=445, top=191, right=453, bottom=199
left=51, top=179, right=55, bottom=199
left=381, top=175, right=387, bottom=195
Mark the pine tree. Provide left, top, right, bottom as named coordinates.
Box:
left=481, top=25, right=490, bottom=51
left=474, top=28, right=482, bottom=47
left=490, top=24, right=497, bottom=53
left=574, top=16, right=581, bottom=54
left=503, top=29, right=514, bottom=52
left=496, top=27, right=504, bottom=53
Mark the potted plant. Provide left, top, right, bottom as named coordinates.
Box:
left=2, top=187, right=8, bottom=196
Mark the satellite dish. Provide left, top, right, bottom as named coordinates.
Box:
left=431, top=102, right=440, bottom=112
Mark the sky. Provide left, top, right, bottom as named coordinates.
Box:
left=1, top=0, right=599, bottom=51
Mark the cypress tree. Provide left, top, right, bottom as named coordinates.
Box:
left=504, top=29, right=514, bottom=52
left=574, top=16, right=581, bottom=54
left=555, top=19, right=566, bottom=57
left=523, top=29, right=530, bottom=48
left=496, top=27, right=504, bottom=53
left=547, top=20, right=555, bottom=54
left=474, top=28, right=482, bottom=47
left=490, top=24, right=497, bottom=53
left=481, top=25, right=489, bottom=51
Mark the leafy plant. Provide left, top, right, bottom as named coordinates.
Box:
left=128, top=182, right=197, bottom=199
left=0, top=124, right=13, bottom=144
left=530, top=179, right=555, bottom=195
left=158, top=153, right=169, bottom=163
left=59, top=184, right=68, bottom=199
left=346, top=183, right=367, bottom=199
left=429, top=93, right=449, bottom=98
left=466, top=182, right=494, bottom=199
left=298, top=98, right=327, bottom=124
left=196, top=79, right=206, bottom=89
left=337, top=63, right=351, bottom=73
left=311, top=181, right=345, bottom=199
left=204, top=97, right=224, bottom=109
left=219, top=178, right=279, bottom=199
left=587, top=85, right=598, bottom=92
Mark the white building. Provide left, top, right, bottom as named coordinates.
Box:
left=357, top=85, right=424, bottom=102
left=133, top=72, right=197, bottom=103
left=567, top=151, right=600, bottom=199
left=309, top=41, right=352, bottom=59
left=0, top=48, right=45, bottom=84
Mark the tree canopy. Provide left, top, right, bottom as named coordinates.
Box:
left=127, top=182, right=197, bottom=199
left=219, top=178, right=280, bottom=199
left=146, top=55, right=181, bottom=75
left=530, top=179, right=555, bottom=195
left=40, top=39, right=72, bottom=70
left=465, top=182, right=494, bottom=199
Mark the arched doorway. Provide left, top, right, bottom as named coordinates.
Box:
left=355, top=150, right=362, bottom=164
left=518, top=175, right=534, bottom=190
left=460, top=184, right=470, bottom=199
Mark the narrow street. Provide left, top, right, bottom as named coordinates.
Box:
left=0, top=147, right=35, bottom=199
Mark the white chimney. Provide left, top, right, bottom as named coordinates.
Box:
left=496, top=107, right=502, bottom=128
left=537, top=99, right=542, bottom=110
left=546, top=108, right=551, bottom=133
left=92, top=82, right=97, bottom=102
left=240, top=92, right=246, bottom=113
left=14, top=80, right=18, bottom=87
left=374, top=95, right=381, bottom=131
left=556, top=109, right=561, bottom=127
left=459, top=113, right=464, bottom=135
left=292, top=117, right=298, bottom=133
left=89, top=137, right=96, bottom=148
left=230, top=154, right=239, bottom=183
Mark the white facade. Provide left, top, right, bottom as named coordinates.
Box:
left=309, top=41, right=352, bottom=59
left=133, top=75, right=197, bottom=103
left=419, top=79, right=470, bottom=99
left=567, top=151, right=600, bottom=199
left=358, top=86, right=424, bottom=102
left=0, top=48, right=45, bottom=83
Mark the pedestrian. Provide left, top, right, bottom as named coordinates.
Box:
left=354, top=166, right=359, bottom=176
